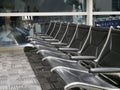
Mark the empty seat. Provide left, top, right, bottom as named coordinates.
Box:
left=31, top=21, right=60, bottom=45
left=44, top=26, right=110, bottom=70
left=38, top=24, right=91, bottom=60
left=54, top=66, right=118, bottom=90
left=28, top=21, right=54, bottom=41
left=34, top=22, right=69, bottom=51
left=36, top=21, right=54, bottom=36
left=37, top=23, right=79, bottom=59
left=94, top=29, right=120, bottom=87
left=26, top=22, right=63, bottom=51
left=50, top=28, right=120, bottom=90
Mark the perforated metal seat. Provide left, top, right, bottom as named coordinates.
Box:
left=44, top=26, right=110, bottom=71
left=37, top=23, right=79, bottom=55
left=51, top=28, right=120, bottom=90
left=38, top=25, right=91, bottom=59
left=26, top=22, right=66, bottom=51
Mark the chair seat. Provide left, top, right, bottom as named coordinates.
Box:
left=41, top=36, right=53, bottom=39
left=46, top=57, right=87, bottom=70
left=51, top=42, right=67, bottom=46
left=45, top=38, right=59, bottom=42
left=36, top=45, right=57, bottom=52
left=54, top=67, right=118, bottom=90
left=103, top=73, right=120, bottom=87
left=39, top=50, right=70, bottom=59
left=59, top=48, right=79, bottom=53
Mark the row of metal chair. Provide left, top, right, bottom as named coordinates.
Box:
left=26, top=21, right=120, bottom=90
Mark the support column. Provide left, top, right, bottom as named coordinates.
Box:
left=86, top=0, right=93, bottom=25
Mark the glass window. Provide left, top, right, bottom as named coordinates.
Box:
left=0, top=15, right=86, bottom=47
left=0, top=0, right=86, bottom=12
left=93, top=15, right=120, bottom=29
left=93, top=0, right=120, bottom=11
left=0, top=16, right=30, bottom=46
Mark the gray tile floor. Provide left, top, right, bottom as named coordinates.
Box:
left=0, top=46, right=42, bottom=90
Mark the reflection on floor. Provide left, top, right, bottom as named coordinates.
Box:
left=0, top=46, right=42, bottom=90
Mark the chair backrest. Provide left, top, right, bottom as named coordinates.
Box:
left=99, top=29, right=120, bottom=67
left=80, top=26, right=110, bottom=57
left=61, top=23, right=77, bottom=45
left=50, top=22, right=61, bottom=38
left=96, top=29, right=120, bottom=88
left=46, top=21, right=55, bottom=35
left=69, top=25, right=91, bottom=49
left=55, top=22, right=68, bottom=40
left=44, top=22, right=51, bottom=34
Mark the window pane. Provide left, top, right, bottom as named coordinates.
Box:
left=0, top=0, right=86, bottom=12
left=0, top=15, right=86, bottom=47
left=93, top=15, right=120, bottom=29
left=0, top=16, right=29, bottom=46
left=94, top=0, right=120, bottom=11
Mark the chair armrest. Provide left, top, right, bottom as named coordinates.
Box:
left=35, top=40, right=50, bottom=44
left=26, top=36, right=32, bottom=39
left=89, top=68, right=120, bottom=73
left=59, top=48, right=79, bottom=52
left=36, top=33, right=46, bottom=36
left=51, top=42, right=67, bottom=46
left=70, top=56, right=96, bottom=60
left=41, top=36, right=53, bottom=39
left=45, top=39, right=59, bottom=42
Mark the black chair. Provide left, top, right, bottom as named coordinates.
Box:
left=39, top=21, right=61, bottom=40
left=37, top=23, right=79, bottom=59
left=35, top=21, right=54, bottom=37
left=30, top=21, right=60, bottom=45
left=34, top=22, right=70, bottom=52
left=24, top=22, right=69, bottom=52
left=37, top=24, right=91, bottom=59
left=43, top=26, right=110, bottom=70
left=50, top=28, right=120, bottom=90
left=26, top=21, right=63, bottom=50
left=36, top=22, right=77, bottom=50
left=28, top=21, right=54, bottom=41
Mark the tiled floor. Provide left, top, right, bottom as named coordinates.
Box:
left=0, top=46, right=42, bottom=90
